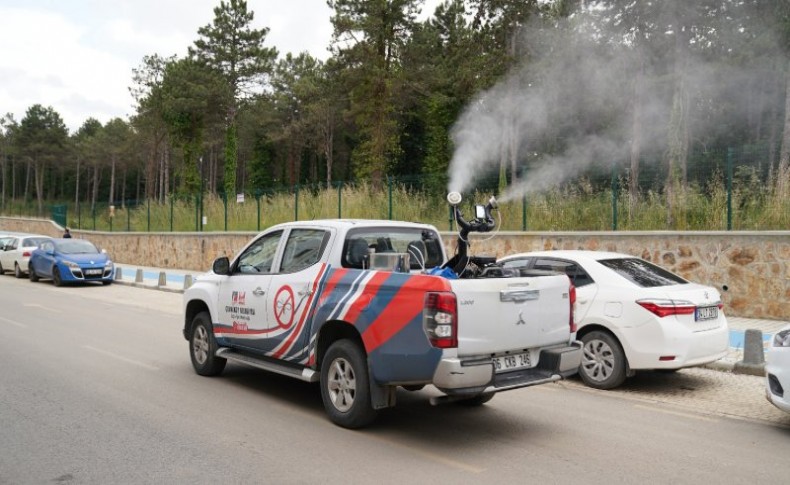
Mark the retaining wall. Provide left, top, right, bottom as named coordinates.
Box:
left=2, top=216, right=788, bottom=320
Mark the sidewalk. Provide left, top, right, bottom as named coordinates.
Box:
left=111, top=262, right=787, bottom=373
left=112, top=263, right=202, bottom=294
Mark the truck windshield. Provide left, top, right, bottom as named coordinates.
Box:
left=342, top=228, right=444, bottom=270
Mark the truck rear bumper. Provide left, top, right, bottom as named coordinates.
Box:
left=433, top=341, right=582, bottom=395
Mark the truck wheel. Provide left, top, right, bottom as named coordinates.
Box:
left=189, top=312, right=226, bottom=376
left=579, top=330, right=627, bottom=389
left=320, top=340, right=378, bottom=429
left=457, top=392, right=495, bottom=406
left=29, top=265, right=39, bottom=282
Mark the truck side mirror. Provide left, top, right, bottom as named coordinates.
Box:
left=212, top=256, right=230, bottom=275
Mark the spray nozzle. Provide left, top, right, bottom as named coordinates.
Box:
left=447, top=191, right=462, bottom=206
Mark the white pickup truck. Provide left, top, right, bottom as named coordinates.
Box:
left=183, top=198, right=581, bottom=428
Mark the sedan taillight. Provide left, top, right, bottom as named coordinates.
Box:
left=423, top=291, right=457, bottom=348
left=22, top=251, right=31, bottom=257
left=636, top=299, right=696, bottom=318
left=569, top=283, right=577, bottom=333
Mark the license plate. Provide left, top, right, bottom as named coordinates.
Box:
left=493, top=352, right=531, bottom=373
left=85, top=269, right=103, bottom=276
left=695, top=306, right=718, bottom=321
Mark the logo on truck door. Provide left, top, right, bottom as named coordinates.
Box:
left=274, top=285, right=296, bottom=329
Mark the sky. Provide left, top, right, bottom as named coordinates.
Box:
left=0, top=0, right=440, bottom=133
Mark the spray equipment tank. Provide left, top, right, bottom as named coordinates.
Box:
left=442, top=191, right=500, bottom=277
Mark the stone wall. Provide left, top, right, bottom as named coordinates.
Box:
left=2, top=216, right=788, bottom=320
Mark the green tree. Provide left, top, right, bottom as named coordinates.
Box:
left=0, top=113, right=18, bottom=207
left=160, top=58, right=232, bottom=194
left=15, top=105, right=68, bottom=213
left=328, top=0, right=420, bottom=185
left=190, top=0, right=278, bottom=196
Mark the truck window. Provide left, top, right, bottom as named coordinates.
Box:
left=235, top=230, right=283, bottom=274
left=341, top=228, right=444, bottom=270
left=280, top=229, right=328, bottom=273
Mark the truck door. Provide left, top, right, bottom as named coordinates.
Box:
left=216, top=230, right=283, bottom=350
left=265, top=227, right=332, bottom=364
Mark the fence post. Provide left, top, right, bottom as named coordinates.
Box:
left=77, top=200, right=81, bottom=230
left=170, top=196, right=174, bottom=232
left=92, top=205, right=96, bottom=230
left=388, top=176, right=393, bottom=220
left=127, top=201, right=131, bottom=231
left=223, top=192, right=228, bottom=231
left=256, top=191, right=261, bottom=231
left=612, top=167, right=619, bottom=231
left=337, top=181, right=342, bottom=218
left=147, top=198, right=151, bottom=232
left=522, top=195, right=527, bottom=231
left=727, top=147, right=733, bottom=230
left=194, top=194, right=199, bottom=231
left=294, top=184, right=299, bottom=221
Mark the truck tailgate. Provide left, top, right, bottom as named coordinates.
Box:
left=450, top=275, right=572, bottom=356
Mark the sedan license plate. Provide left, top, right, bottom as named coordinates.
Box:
left=695, top=306, right=718, bottom=321
left=85, top=269, right=103, bottom=276
left=493, top=352, right=531, bottom=373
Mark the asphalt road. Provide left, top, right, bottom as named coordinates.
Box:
left=1, top=276, right=789, bottom=484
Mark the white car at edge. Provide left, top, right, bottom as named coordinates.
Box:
left=0, top=233, right=52, bottom=278
left=498, top=250, right=729, bottom=389
left=766, top=324, right=790, bottom=413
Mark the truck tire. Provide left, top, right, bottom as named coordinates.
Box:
left=189, top=312, right=226, bottom=376
left=320, top=340, right=378, bottom=429
left=579, top=330, right=627, bottom=389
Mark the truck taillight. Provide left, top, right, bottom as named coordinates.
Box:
left=569, top=283, right=577, bottom=333
left=423, top=291, right=457, bottom=348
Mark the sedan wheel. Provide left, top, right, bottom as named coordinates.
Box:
left=29, top=264, right=39, bottom=282
left=14, top=263, right=23, bottom=278
left=579, top=330, right=627, bottom=390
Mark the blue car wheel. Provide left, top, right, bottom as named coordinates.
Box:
left=52, top=267, right=63, bottom=287
left=29, top=264, right=39, bottom=282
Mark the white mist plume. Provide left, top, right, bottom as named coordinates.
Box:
left=446, top=3, right=786, bottom=201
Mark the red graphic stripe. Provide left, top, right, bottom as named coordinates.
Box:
left=361, top=275, right=451, bottom=352
left=317, top=268, right=348, bottom=306
left=343, top=271, right=390, bottom=324
left=273, top=264, right=328, bottom=358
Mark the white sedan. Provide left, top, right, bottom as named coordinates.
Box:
left=766, top=324, right=790, bottom=413
left=0, top=234, right=52, bottom=278
left=498, top=250, right=729, bottom=389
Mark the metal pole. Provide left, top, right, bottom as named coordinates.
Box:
left=256, top=191, right=261, bottom=231
left=522, top=195, right=527, bottom=231
left=727, top=147, right=733, bottom=230
left=170, top=196, right=174, bottom=232
left=223, top=192, right=228, bottom=231
left=294, top=184, right=299, bottom=221
left=127, top=200, right=131, bottom=231
left=612, top=167, right=618, bottom=231
left=337, top=181, right=342, bottom=218
left=388, top=176, right=393, bottom=220
left=146, top=199, right=150, bottom=232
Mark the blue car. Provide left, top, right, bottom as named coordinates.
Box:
left=29, top=238, right=114, bottom=286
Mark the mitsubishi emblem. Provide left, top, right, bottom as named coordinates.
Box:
left=516, top=310, right=526, bottom=325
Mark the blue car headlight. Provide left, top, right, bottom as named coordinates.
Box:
left=63, top=260, right=80, bottom=270
left=104, top=260, right=114, bottom=270
left=774, top=329, right=790, bottom=348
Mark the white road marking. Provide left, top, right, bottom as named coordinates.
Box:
left=634, top=404, right=719, bottom=423
left=0, top=316, right=27, bottom=328
left=83, top=345, right=160, bottom=371
left=23, top=303, right=58, bottom=313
